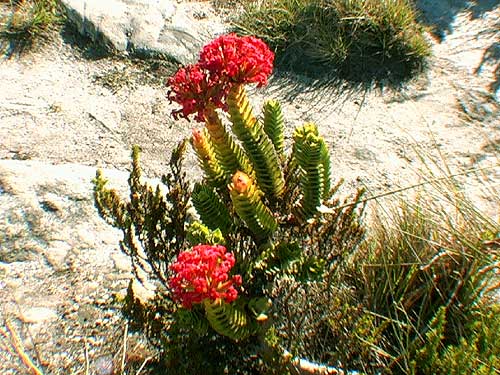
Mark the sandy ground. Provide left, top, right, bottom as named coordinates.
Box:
left=0, top=1, right=499, bottom=374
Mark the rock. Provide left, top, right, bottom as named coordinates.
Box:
left=0, top=261, right=8, bottom=273
left=20, top=307, right=59, bottom=323
left=93, top=355, right=114, bottom=375
left=58, top=0, right=228, bottom=64
left=111, top=252, right=132, bottom=272
left=45, top=240, right=71, bottom=270
left=131, top=278, right=156, bottom=304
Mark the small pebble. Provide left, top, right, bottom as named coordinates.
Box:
left=94, top=355, right=114, bottom=375
left=20, top=307, right=58, bottom=323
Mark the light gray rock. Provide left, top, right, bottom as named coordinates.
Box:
left=111, top=251, right=132, bottom=272
left=0, top=160, right=142, bottom=373
left=45, top=240, right=71, bottom=270
left=131, top=278, right=156, bottom=304
left=58, top=0, right=228, bottom=64
left=20, top=307, right=59, bottom=323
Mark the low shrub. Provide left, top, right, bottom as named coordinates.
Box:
left=409, top=303, right=500, bottom=375
left=94, top=33, right=366, bottom=374
left=351, top=190, right=499, bottom=373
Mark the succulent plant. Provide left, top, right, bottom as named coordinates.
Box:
left=93, top=34, right=366, bottom=374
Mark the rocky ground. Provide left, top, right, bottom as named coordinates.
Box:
left=0, top=1, right=499, bottom=374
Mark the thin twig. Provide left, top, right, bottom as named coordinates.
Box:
left=5, top=319, right=44, bottom=375
left=333, top=165, right=499, bottom=210
left=0, top=326, right=15, bottom=356
left=84, top=337, right=89, bottom=375
left=136, top=356, right=152, bottom=375
left=120, top=323, right=128, bottom=374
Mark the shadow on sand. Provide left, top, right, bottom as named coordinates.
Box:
left=414, top=0, right=498, bottom=40
left=415, top=0, right=499, bottom=99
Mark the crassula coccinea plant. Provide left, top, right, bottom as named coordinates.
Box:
left=94, top=33, right=366, bottom=374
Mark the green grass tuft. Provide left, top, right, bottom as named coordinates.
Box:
left=348, top=170, right=499, bottom=373
left=234, top=0, right=431, bottom=83
left=0, top=0, right=64, bottom=54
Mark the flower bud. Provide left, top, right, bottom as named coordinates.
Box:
left=231, top=171, right=251, bottom=193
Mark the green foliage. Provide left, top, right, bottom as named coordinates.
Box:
left=0, top=0, right=64, bottom=54
left=162, top=329, right=278, bottom=375
left=335, top=181, right=500, bottom=374
left=191, top=183, right=233, bottom=235
left=175, top=307, right=209, bottom=336
left=292, top=122, right=331, bottom=222
left=263, top=100, right=285, bottom=160
left=411, top=306, right=447, bottom=374
left=194, top=84, right=337, bottom=243
left=93, top=81, right=368, bottom=372
left=228, top=84, right=285, bottom=198
left=94, top=143, right=191, bottom=285
left=365, top=197, right=497, bottom=352
left=409, top=304, right=500, bottom=375
left=203, top=109, right=253, bottom=184
left=94, top=80, right=498, bottom=375
left=234, top=0, right=430, bottom=82
left=190, top=128, right=226, bottom=187
left=204, top=299, right=252, bottom=341
left=247, top=296, right=272, bottom=321
left=254, top=241, right=325, bottom=282
left=186, top=221, right=225, bottom=246
left=229, top=172, right=279, bottom=242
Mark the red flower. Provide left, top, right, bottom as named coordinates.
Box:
left=168, top=34, right=274, bottom=121
left=168, top=244, right=242, bottom=309
left=167, top=64, right=229, bottom=122
left=199, top=33, right=274, bottom=87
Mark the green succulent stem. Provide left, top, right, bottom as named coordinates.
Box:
left=191, top=183, right=233, bottom=236
left=191, top=128, right=225, bottom=187
left=228, top=84, right=285, bottom=198
left=203, top=299, right=251, bottom=341
left=203, top=106, right=252, bottom=181
left=292, top=123, right=332, bottom=222
left=263, top=99, right=285, bottom=160
left=229, top=171, right=278, bottom=241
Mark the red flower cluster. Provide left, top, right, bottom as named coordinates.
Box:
left=168, top=34, right=274, bottom=122
left=167, top=64, right=228, bottom=122
left=169, top=244, right=242, bottom=309
left=199, top=33, right=274, bottom=87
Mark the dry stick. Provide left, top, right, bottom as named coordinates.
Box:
left=0, top=325, right=16, bottom=356
left=120, top=323, right=128, bottom=374
left=84, top=337, right=89, bottom=375
left=5, top=319, right=44, bottom=375
left=136, top=356, right=153, bottom=375
left=9, top=294, right=45, bottom=367
left=284, top=349, right=353, bottom=375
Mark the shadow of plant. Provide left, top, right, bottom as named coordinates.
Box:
left=415, top=0, right=500, bottom=102
left=414, top=0, right=498, bottom=40
left=477, top=42, right=500, bottom=96
left=59, top=23, right=113, bottom=60
left=475, top=23, right=500, bottom=100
